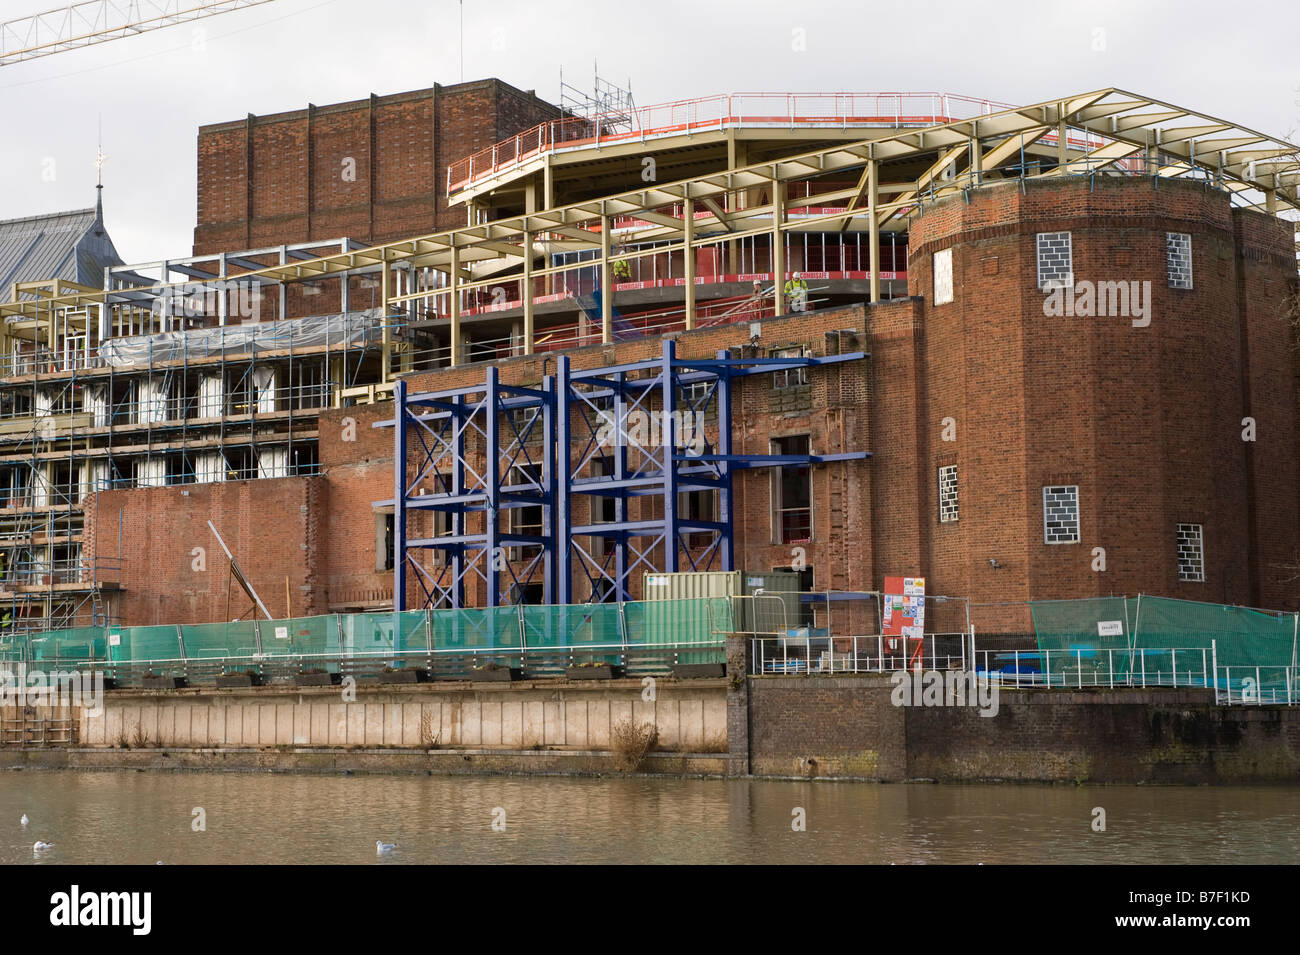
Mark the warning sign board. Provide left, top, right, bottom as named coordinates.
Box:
left=882, top=576, right=925, bottom=667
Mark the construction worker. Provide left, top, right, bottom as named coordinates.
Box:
left=784, top=272, right=809, bottom=312
left=611, top=249, right=631, bottom=283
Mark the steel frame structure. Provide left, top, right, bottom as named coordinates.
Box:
left=378, top=339, right=868, bottom=610
left=9, top=87, right=1294, bottom=364
left=7, top=88, right=1297, bottom=343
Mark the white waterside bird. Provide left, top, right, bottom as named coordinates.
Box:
left=376, top=840, right=396, bottom=854
left=33, top=841, right=53, bottom=853
left=19, top=814, right=28, bottom=826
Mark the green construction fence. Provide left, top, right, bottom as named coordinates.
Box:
left=1030, top=594, right=1299, bottom=695
left=0, top=597, right=731, bottom=668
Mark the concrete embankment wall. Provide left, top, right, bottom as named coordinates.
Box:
left=5, top=672, right=1300, bottom=783
left=78, top=681, right=727, bottom=751
left=0, top=679, right=730, bottom=776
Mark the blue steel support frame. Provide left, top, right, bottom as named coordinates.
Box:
left=375, top=369, right=554, bottom=610
left=378, top=339, right=869, bottom=610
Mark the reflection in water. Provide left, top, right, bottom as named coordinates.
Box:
left=0, top=770, right=1295, bottom=864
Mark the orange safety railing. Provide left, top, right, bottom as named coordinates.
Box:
left=447, top=91, right=1020, bottom=196
left=447, top=91, right=1121, bottom=196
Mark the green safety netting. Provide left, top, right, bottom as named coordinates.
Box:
left=1, top=599, right=729, bottom=670
left=182, top=621, right=260, bottom=661
left=625, top=597, right=730, bottom=664
left=270, top=614, right=342, bottom=657
left=27, top=626, right=106, bottom=663
left=1132, top=596, right=1297, bottom=697
left=523, top=602, right=623, bottom=664
left=339, top=611, right=427, bottom=658
left=431, top=606, right=522, bottom=652
left=1029, top=596, right=1133, bottom=685
left=108, top=625, right=184, bottom=671
left=1031, top=595, right=1299, bottom=697
left=0, top=634, right=23, bottom=663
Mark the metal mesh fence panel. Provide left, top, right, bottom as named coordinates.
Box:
left=109, top=625, right=184, bottom=669
left=1131, top=596, right=1296, bottom=697
left=26, top=626, right=107, bottom=663
left=1030, top=596, right=1133, bottom=685
left=181, top=621, right=261, bottom=660
left=1031, top=595, right=1298, bottom=696
left=5, top=599, right=730, bottom=675
left=624, top=597, right=727, bottom=664
left=430, top=606, right=522, bottom=652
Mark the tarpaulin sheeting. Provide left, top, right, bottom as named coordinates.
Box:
left=98, top=309, right=383, bottom=367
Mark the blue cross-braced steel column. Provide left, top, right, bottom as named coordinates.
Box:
left=378, top=339, right=870, bottom=610
left=374, top=368, right=554, bottom=609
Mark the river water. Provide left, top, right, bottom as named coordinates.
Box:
left=1, top=770, right=1295, bottom=864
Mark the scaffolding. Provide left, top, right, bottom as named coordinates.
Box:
left=0, top=238, right=395, bottom=632
left=378, top=338, right=868, bottom=609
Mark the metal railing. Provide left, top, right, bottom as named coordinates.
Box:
left=749, top=632, right=974, bottom=675
left=1215, top=664, right=1298, bottom=706
left=0, top=715, right=77, bottom=747
left=447, top=91, right=1017, bottom=194
left=54, top=639, right=725, bottom=688
left=972, top=646, right=1213, bottom=689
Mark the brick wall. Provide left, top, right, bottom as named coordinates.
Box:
left=745, top=674, right=1300, bottom=783
left=907, top=177, right=1299, bottom=618
left=84, top=477, right=325, bottom=625
left=317, top=401, right=396, bottom=610
left=194, top=79, right=561, bottom=255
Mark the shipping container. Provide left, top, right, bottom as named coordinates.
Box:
left=642, top=570, right=803, bottom=634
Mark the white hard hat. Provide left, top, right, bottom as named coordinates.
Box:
left=793, top=272, right=801, bottom=279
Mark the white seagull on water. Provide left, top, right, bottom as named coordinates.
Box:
left=33, top=841, right=53, bottom=854
left=376, top=840, right=396, bottom=854
left=19, top=814, right=28, bottom=826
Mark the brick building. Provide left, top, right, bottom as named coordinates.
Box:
left=193, top=79, right=562, bottom=254
left=5, top=86, right=1297, bottom=635
left=81, top=175, right=1300, bottom=633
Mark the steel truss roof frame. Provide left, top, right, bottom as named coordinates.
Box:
left=5, top=88, right=1296, bottom=350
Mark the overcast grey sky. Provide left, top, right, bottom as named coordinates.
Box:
left=1, top=0, right=1296, bottom=263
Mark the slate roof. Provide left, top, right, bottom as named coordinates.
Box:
left=0, top=191, right=126, bottom=294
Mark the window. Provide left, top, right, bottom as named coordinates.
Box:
left=589, top=456, right=617, bottom=557
left=933, top=248, right=953, bottom=305
left=508, top=406, right=542, bottom=444
left=773, top=435, right=812, bottom=543
left=1036, top=232, right=1073, bottom=290
left=938, top=465, right=959, bottom=523
left=680, top=489, right=717, bottom=549
left=771, top=346, right=809, bottom=389
left=375, top=513, right=395, bottom=572
left=1042, top=485, right=1080, bottom=544
left=428, top=475, right=452, bottom=567
left=290, top=444, right=319, bottom=476
left=510, top=582, right=545, bottom=605
left=593, top=457, right=617, bottom=524
left=1177, top=523, right=1205, bottom=582
left=507, top=463, right=543, bottom=561
left=681, top=379, right=713, bottom=408
left=1166, top=232, right=1193, bottom=289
